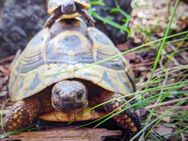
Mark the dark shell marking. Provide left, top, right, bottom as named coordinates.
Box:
left=15, top=30, right=93, bottom=73
left=9, top=19, right=134, bottom=103
left=47, top=34, right=94, bottom=64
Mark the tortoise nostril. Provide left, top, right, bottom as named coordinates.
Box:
left=69, top=4, right=74, bottom=9
left=61, top=95, right=72, bottom=101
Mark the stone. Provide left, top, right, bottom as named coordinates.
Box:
left=130, top=0, right=188, bottom=43
left=0, top=0, right=48, bottom=59
left=0, top=0, right=132, bottom=58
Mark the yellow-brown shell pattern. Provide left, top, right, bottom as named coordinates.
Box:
left=9, top=19, right=135, bottom=101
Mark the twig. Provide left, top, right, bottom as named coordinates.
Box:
left=145, top=97, right=188, bottom=110
left=132, top=60, right=154, bottom=68
left=169, top=43, right=188, bottom=62
left=177, top=105, right=188, bottom=111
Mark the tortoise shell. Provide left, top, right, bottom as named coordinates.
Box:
left=9, top=18, right=135, bottom=101
left=47, top=0, right=90, bottom=14
left=39, top=108, right=107, bottom=122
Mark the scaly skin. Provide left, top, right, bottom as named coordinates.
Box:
left=3, top=94, right=52, bottom=132
left=44, top=6, right=62, bottom=28
left=3, top=87, right=141, bottom=135
left=3, top=97, right=40, bottom=131
left=96, top=91, right=141, bottom=135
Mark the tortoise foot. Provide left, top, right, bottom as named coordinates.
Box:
left=107, top=101, right=141, bottom=135
left=100, top=92, right=141, bottom=135
left=114, top=111, right=141, bottom=134
left=3, top=98, right=40, bottom=132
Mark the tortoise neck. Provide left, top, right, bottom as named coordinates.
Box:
left=63, top=18, right=79, bottom=24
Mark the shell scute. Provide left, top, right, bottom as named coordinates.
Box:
left=9, top=19, right=135, bottom=101
left=87, top=27, right=127, bottom=70
left=46, top=31, right=93, bottom=64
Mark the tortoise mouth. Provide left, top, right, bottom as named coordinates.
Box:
left=52, top=100, right=88, bottom=112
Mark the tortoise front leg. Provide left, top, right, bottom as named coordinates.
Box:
left=98, top=92, right=141, bottom=136
left=43, top=14, right=57, bottom=28
left=44, top=7, right=63, bottom=28
left=3, top=97, right=41, bottom=132
left=78, top=9, right=95, bottom=26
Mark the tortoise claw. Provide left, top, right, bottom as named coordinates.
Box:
left=114, top=111, right=141, bottom=134
left=99, top=92, right=141, bottom=136
left=3, top=97, right=41, bottom=132
left=3, top=101, right=30, bottom=132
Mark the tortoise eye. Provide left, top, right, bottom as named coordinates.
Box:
left=61, top=0, right=76, bottom=13
left=77, top=91, right=84, bottom=100
left=54, top=88, right=61, bottom=94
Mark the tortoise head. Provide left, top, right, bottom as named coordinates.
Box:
left=59, top=0, right=90, bottom=14
left=60, top=0, right=76, bottom=14
left=51, top=80, right=88, bottom=112
left=47, top=0, right=90, bottom=15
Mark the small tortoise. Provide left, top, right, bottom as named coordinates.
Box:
left=3, top=18, right=141, bottom=136
left=44, top=0, right=95, bottom=28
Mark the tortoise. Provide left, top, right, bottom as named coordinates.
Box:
left=44, top=0, right=95, bottom=28
left=3, top=17, right=141, bottom=136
